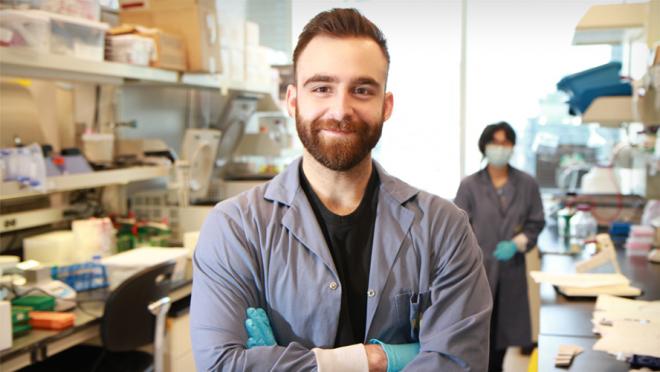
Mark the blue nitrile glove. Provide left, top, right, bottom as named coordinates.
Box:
left=244, top=307, right=277, bottom=348
left=368, top=339, right=420, bottom=372
left=493, top=240, right=517, bottom=261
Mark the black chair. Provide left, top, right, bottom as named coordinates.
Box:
left=21, top=260, right=176, bottom=372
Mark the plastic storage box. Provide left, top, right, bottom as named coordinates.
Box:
left=0, top=10, right=50, bottom=52
left=0, top=0, right=100, bottom=21
left=23, top=230, right=76, bottom=265
left=0, top=10, right=107, bottom=61
left=101, top=247, right=187, bottom=289
left=49, top=11, right=107, bottom=61
left=11, top=295, right=56, bottom=311
left=29, top=311, right=75, bottom=330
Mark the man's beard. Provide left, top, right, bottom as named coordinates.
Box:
left=296, top=111, right=383, bottom=171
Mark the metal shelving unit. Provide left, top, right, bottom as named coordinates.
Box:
left=0, top=48, right=273, bottom=94
left=0, top=165, right=169, bottom=201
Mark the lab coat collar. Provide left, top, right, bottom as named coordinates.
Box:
left=264, top=157, right=419, bottom=207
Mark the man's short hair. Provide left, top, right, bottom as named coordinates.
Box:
left=478, top=121, right=517, bottom=156
left=292, top=8, right=390, bottom=82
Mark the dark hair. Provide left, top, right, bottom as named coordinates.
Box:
left=478, top=121, right=516, bottom=156
left=292, top=8, right=390, bottom=82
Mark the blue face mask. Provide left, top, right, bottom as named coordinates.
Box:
left=485, top=145, right=513, bottom=167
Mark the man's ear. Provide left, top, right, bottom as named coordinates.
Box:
left=286, top=84, right=297, bottom=118
left=382, top=92, right=394, bottom=121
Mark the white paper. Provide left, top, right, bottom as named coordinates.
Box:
left=559, top=284, right=641, bottom=297
left=593, top=320, right=660, bottom=358
left=529, top=271, right=630, bottom=288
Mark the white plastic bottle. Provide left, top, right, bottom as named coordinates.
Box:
left=570, top=204, right=598, bottom=246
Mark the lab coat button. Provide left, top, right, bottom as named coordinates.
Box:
left=367, top=289, right=376, bottom=297
left=329, top=281, right=338, bottom=290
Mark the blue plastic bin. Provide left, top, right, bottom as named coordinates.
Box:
left=568, top=82, right=632, bottom=115
left=557, top=62, right=623, bottom=97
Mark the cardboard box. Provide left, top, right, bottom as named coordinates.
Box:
left=149, top=29, right=187, bottom=71
left=120, top=4, right=220, bottom=73
left=245, top=21, right=259, bottom=47
left=219, top=18, right=244, bottom=49
left=219, top=47, right=245, bottom=81
left=109, top=25, right=187, bottom=71
left=119, top=0, right=214, bottom=11
left=109, top=24, right=187, bottom=71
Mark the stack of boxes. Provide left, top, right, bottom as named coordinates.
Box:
left=244, top=21, right=272, bottom=87
left=11, top=306, right=31, bottom=338
left=219, top=18, right=278, bottom=88
left=625, top=225, right=655, bottom=256
left=219, top=18, right=246, bottom=82
left=106, top=24, right=187, bottom=71
left=119, top=0, right=221, bottom=73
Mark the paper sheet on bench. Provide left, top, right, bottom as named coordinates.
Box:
left=593, top=320, right=660, bottom=358
left=529, top=272, right=630, bottom=288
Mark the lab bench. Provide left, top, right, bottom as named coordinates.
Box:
left=536, top=228, right=660, bottom=371
left=0, top=261, right=193, bottom=371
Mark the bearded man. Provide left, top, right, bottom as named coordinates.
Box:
left=191, top=8, right=492, bottom=372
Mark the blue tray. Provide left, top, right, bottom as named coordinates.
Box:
left=558, top=62, right=622, bottom=97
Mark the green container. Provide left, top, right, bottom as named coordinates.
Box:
left=11, top=306, right=31, bottom=324
left=12, top=322, right=32, bottom=337
left=12, top=295, right=56, bottom=311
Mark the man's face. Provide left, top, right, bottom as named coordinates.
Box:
left=287, top=36, right=393, bottom=171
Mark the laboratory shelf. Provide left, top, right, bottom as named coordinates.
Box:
left=180, top=73, right=273, bottom=94
left=0, top=48, right=274, bottom=94
left=580, top=94, right=659, bottom=126
left=0, top=48, right=179, bottom=85
left=581, top=96, right=633, bottom=126
left=0, top=165, right=169, bottom=201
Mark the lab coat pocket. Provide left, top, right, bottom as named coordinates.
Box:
left=394, top=291, right=429, bottom=342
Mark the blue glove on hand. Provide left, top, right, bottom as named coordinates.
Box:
left=368, top=339, right=420, bottom=372
left=494, top=240, right=517, bottom=261
left=244, top=307, right=277, bottom=348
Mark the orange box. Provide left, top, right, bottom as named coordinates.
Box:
left=29, top=311, right=75, bottom=330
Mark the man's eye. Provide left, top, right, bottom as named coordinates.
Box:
left=354, top=87, right=372, bottom=96
left=313, top=86, right=330, bottom=93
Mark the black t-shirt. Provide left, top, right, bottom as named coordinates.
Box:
left=300, top=165, right=380, bottom=347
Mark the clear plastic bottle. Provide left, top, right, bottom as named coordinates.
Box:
left=26, top=143, right=47, bottom=191
left=570, top=204, right=598, bottom=246
left=557, top=205, right=575, bottom=237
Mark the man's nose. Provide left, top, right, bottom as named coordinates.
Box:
left=326, top=91, right=354, bottom=121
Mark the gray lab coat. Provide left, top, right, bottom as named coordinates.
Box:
left=191, top=157, right=492, bottom=371
left=454, top=166, right=545, bottom=350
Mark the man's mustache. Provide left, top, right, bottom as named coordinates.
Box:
left=313, top=118, right=361, bottom=132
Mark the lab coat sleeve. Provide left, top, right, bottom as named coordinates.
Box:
left=521, top=178, right=545, bottom=252
left=453, top=180, right=472, bottom=220
left=190, top=206, right=318, bottom=371
left=404, top=205, right=492, bottom=372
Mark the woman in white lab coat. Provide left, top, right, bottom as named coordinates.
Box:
left=454, top=121, right=545, bottom=372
